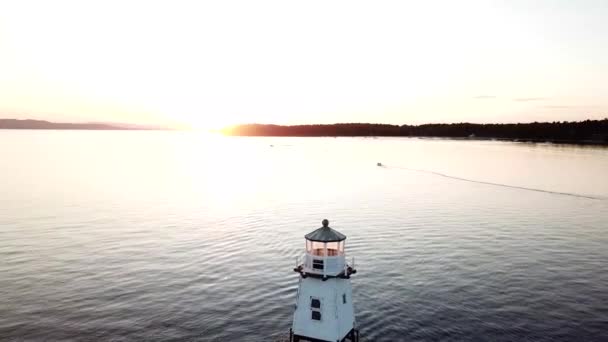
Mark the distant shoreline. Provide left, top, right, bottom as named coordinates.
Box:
left=2, top=118, right=607, bottom=146
left=220, top=120, right=608, bottom=146
left=0, top=119, right=168, bottom=130
left=0, top=128, right=141, bottom=130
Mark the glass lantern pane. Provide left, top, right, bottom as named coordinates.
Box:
left=326, top=242, right=339, bottom=256
left=311, top=241, right=325, bottom=255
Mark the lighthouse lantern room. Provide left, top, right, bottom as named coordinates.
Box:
left=290, top=219, right=359, bottom=342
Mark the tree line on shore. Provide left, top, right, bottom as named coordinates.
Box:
left=221, top=119, right=608, bottom=142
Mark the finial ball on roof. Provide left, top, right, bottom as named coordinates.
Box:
left=305, top=220, right=345, bottom=242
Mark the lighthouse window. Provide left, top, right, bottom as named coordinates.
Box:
left=343, top=294, right=347, bottom=304
left=310, top=297, right=322, bottom=321
left=312, top=259, right=324, bottom=270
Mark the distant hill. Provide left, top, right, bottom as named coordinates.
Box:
left=0, top=119, right=162, bottom=130
left=221, top=119, right=608, bottom=144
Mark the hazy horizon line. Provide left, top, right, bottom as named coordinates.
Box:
left=2, top=117, right=607, bottom=131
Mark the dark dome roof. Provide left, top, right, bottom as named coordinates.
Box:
left=305, top=220, right=346, bottom=242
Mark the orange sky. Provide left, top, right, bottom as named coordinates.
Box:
left=1, top=1, right=607, bottom=129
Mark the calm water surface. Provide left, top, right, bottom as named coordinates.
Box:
left=1, top=131, right=607, bottom=341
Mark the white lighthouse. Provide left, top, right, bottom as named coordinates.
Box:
left=290, top=219, right=359, bottom=342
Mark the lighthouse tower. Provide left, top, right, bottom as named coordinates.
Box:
left=290, top=219, right=359, bottom=342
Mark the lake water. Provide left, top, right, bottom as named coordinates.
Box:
left=1, top=131, right=607, bottom=341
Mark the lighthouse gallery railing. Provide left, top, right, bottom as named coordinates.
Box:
left=297, top=253, right=354, bottom=276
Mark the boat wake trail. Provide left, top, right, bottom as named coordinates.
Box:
left=386, top=165, right=603, bottom=200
